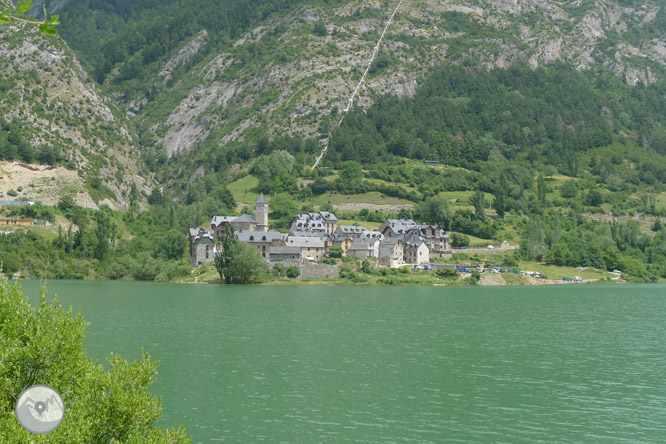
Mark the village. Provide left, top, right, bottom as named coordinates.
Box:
left=188, top=193, right=491, bottom=279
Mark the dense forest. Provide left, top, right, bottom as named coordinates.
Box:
left=328, top=62, right=666, bottom=172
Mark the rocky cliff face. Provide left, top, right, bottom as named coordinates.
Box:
left=113, top=0, right=666, bottom=159
left=0, top=23, right=150, bottom=209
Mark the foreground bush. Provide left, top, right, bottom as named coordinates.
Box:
left=0, top=280, right=190, bottom=443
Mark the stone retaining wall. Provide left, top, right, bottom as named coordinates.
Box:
left=269, top=259, right=340, bottom=279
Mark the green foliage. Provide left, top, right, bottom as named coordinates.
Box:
left=270, top=193, right=298, bottom=222
left=328, top=245, right=343, bottom=258
left=285, top=265, right=299, bottom=278
left=272, top=263, right=284, bottom=277
left=214, top=225, right=267, bottom=284
left=154, top=229, right=187, bottom=261
left=435, top=267, right=459, bottom=279
left=450, top=233, right=470, bottom=248
left=94, top=210, right=116, bottom=261
left=560, top=180, right=579, bottom=198
left=0, top=280, right=189, bottom=442
left=252, top=150, right=295, bottom=193
left=313, top=20, right=327, bottom=36
left=470, top=189, right=486, bottom=220
left=419, top=196, right=453, bottom=229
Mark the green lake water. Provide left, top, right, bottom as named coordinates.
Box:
left=17, top=280, right=666, bottom=443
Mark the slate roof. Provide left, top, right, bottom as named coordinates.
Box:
left=336, top=225, right=367, bottom=235
left=233, top=214, right=256, bottom=223
left=384, top=218, right=419, bottom=234
left=236, top=231, right=284, bottom=243
left=190, top=227, right=214, bottom=243
left=256, top=193, right=268, bottom=204
left=404, top=234, right=426, bottom=250
left=381, top=237, right=404, bottom=246
left=358, top=231, right=384, bottom=242
left=211, top=216, right=238, bottom=227
left=290, top=231, right=328, bottom=238
left=348, top=242, right=370, bottom=251
left=284, top=236, right=324, bottom=248
left=318, top=211, right=337, bottom=221
left=270, top=246, right=301, bottom=255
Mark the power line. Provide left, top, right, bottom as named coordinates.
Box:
left=312, top=0, right=405, bottom=170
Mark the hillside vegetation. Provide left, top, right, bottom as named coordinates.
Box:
left=3, top=0, right=666, bottom=282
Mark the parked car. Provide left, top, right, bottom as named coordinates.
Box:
left=562, top=276, right=573, bottom=281
left=574, top=276, right=583, bottom=281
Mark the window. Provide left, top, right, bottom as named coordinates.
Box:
left=262, top=236, right=266, bottom=241
left=262, top=245, right=266, bottom=251
left=250, top=236, right=254, bottom=240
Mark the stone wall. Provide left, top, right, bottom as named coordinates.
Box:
left=269, top=259, right=339, bottom=279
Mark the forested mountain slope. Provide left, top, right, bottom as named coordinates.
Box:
left=7, top=0, right=666, bottom=206
left=17, top=0, right=652, bottom=173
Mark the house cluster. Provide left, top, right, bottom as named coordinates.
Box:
left=188, top=194, right=451, bottom=267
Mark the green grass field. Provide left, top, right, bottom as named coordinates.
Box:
left=437, top=190, right=478, bottom=204
left=228, top=175, right=259, bottom=204
left=365, top=178, right=419, bottom=194
left=336, top=219, right=382, bottom=229
left=310, top=191, right=414, bottom=207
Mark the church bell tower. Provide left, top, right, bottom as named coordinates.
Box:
left=255, top=193, right=268, bottom=231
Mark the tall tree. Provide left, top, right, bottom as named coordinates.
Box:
left=94, top=211, right=115, bottom=261
left=419, top=196, right=453, bottom=229
left=494, top=173, right=507, bottom=219
left=214, top=225, right=267, bottom=284
left=537, top=174, right=547, bottom=208
left=471, top=189, right=485, bottom=221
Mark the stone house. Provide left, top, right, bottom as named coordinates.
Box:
left=269, top=246, right=302, bottom=261
left=379, top=218, right=419, bottom=238
left=357, top=231, right=384, bottom=257
left=379, top=218, right=450, bottom=255
left=283, top=235, right=325, bottom=260
left=188, top=228, right=215, bottom=266
left=334, top=225, right=367, bottom=239
left=417, top=224, right=450, bottom=255
left=211, top=193, right=269, bottom=241
left=333, top=235, right=354, bottom=255
left=236, top=230, right=284, bottom=260
left=404, top=235, right=430, bottom=265
left=378, top=238, right=405, bottom=267
left=347, top=242, right=373, bottom=259
left=290, top=211, right=338, bottom=234
left=289, top=230, right=336, bottom=250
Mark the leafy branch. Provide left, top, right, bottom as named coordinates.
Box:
left=0, top=1, right=59, bottom=35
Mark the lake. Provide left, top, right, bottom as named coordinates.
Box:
left=17, top=280, right=666, bottom=443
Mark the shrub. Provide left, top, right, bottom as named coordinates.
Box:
left=272, top=263, right=284, bottom=277
left=435, top=267, right=459, bottom=279
left=286, top=265, right=299, bottom=278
